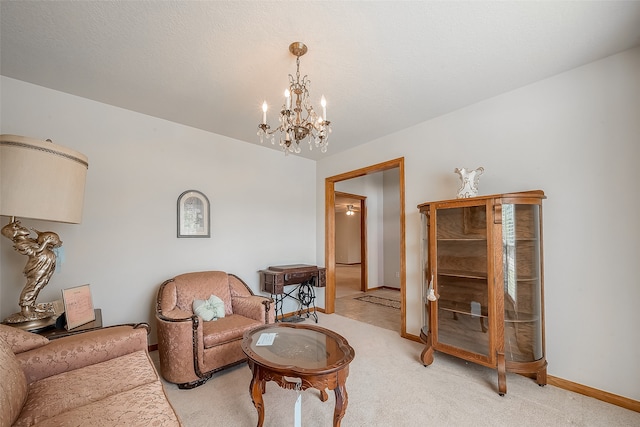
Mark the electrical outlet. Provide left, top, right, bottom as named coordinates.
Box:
left=395, top=272, right=400, bottom=278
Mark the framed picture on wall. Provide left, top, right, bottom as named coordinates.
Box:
left=177, top=190, right=210, bottom=238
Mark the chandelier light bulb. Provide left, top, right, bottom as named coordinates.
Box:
left=262, top=101, right=268, bottom=124
left=284, top=89, right=291, bottom=110
left=321, top=95, right=327, bottom=121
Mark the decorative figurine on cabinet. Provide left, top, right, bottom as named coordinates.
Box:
left=454, top=167, right=484, bottom=198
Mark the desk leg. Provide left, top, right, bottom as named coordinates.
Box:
left=272, top=293, right=284, bottom=323
left=298, top=282, right=318, bottom=323
left=249, top=364, right=265, bottom=427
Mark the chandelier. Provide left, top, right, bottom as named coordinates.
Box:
left=258, top=42, right=332, bottom=155
left=346, top=205, right=355, bottom=216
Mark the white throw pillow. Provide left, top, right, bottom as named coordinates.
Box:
left=193, top=295, right=226, bottom=321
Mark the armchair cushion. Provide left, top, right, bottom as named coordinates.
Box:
left=201, top=314, right=262, bottom=347
left=169, top=271, right=234, bottom=316
left=193, top=294, right=226, bottom=321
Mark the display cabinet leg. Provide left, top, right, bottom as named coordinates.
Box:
left=421, top=346, right=434, bottom=366
left=497, top=352, right=506, bottom=396
left=420, top=333, right=434, bottom=366
left=536, top=363, right=548, bottom=386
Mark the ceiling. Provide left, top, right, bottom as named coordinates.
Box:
left=2, top=1, right=639, bottom=161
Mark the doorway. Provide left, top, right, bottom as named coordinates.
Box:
left=334, top=191, right=366, bottom=298
left=324, top=158, right=407, bottom=337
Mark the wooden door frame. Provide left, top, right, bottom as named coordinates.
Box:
left=334, top=191, right=367, bottom=292
left=325, top=157, right=407, bottom=336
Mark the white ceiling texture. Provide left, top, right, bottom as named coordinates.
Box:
left=2, top=1, right=640, bottom=160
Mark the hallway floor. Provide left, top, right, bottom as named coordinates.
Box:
left=335, top=264, right=401, bottom=333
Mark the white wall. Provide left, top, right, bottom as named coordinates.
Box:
left=0, top=77, right=318, bottom=343
left=316, top=47, right=640, bottom=401
left=382, top=169, right=401, bottom=288
left=335, top=211, right=361, bottom=264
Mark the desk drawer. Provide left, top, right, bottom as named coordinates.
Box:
left=261, top=272, right=284, bottom=294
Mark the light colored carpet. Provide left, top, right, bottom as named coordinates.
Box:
left=152, top=313, right=640, bottom=426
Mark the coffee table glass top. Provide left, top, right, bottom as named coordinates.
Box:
left=243, top=324, right=355, bottom=373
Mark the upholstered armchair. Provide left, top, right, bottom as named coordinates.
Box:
left=155, top=271, right=274, bottom=389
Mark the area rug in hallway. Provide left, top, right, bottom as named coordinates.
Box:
left=354, top=295, right=400, bottom=309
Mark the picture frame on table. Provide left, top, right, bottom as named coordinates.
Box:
left=177, top=190, right=210, bottom=238
left=62, top=284, right=95, bottom=330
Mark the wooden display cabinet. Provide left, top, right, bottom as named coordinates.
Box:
left=418, top=190, right=547, bottom=395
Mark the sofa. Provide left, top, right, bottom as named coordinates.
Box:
left=0, top=323, right=181, bottom=427
left=156, top=271, right=274, bottom=389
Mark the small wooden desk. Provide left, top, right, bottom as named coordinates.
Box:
left=259, top=264, right=326, bottom=323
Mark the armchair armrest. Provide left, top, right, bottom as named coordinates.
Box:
left=16, top=324, right=149, bottom=384
left=155, top=309, right=204, bottom=385
left=232, top=295, right=274, bottom=324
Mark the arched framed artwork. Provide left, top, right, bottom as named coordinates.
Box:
left=177, top=190, right=210, bottom=238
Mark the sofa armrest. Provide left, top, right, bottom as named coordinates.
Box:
left=232, top=295, right=274, bottom=324
left=16, top=324, right=149, bottom=384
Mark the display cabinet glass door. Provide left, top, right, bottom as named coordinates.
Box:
left=435, top=205, right=490, bottom=358
left=502, top=203, right=543, bottom=363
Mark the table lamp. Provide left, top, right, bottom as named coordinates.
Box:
left=1, top=134, right=88, bottom=331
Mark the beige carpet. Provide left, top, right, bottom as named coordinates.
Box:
left=152, top=313, right=639, bottom=426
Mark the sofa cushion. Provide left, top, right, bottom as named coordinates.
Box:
left=17, top=325, right=149, bottom=384
left=0, top=324, right=49, bottom=354
left=0, top=336, right=28, bottom=427
left=22, top=381, right=179, bottom=427
left=14, top=350, right=159, bottom=427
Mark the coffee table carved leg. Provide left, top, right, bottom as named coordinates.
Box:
left=320, top=389, right=328, bottom=402
left=249, top=366, right=265, bottom=427
left=333, top=383, right=348, bottom=427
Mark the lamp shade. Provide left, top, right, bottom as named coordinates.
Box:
left=1, top=134, right=88, bottom=224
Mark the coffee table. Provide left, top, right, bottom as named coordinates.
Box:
left=242, top=323, right=355, bottom=427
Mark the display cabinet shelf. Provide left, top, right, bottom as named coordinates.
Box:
left=418, top=190, right=547, bottom=395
